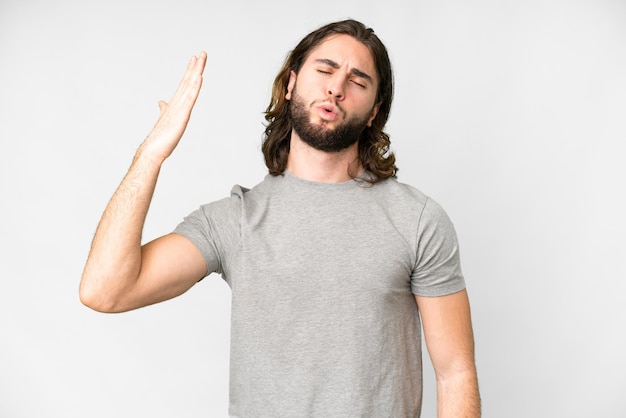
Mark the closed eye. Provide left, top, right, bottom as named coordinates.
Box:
left=312, top=58, right=375, bottom=88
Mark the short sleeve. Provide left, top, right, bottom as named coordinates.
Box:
left=173, top=186, right=244, bottom=282
left=411, top=198, right=466, bottom=296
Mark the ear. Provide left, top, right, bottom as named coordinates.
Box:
left=285, top=70, right=296, bottom=100
left=367, top=102, right=381, bottom=127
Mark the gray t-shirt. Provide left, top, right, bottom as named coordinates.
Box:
left=174, top=171, right=466, bottom=417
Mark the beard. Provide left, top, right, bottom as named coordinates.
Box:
left=288, top=88, right=371, bottom=153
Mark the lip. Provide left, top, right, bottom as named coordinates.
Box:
left=315, top=103, right=341, bottom=121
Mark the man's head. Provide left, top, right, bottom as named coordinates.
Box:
left=263, top=19, right=397, bottom=182
left=286, top=33, right=381, bottom=154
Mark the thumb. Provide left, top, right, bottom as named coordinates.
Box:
left=158, top=100, right=168, bottom=113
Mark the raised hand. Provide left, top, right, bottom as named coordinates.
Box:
left=80, top=51, right=209, bottom=313
left=140, top=51, right=207, bottom=164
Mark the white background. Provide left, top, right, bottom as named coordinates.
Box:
left=1, top=0, right=625, bottom=416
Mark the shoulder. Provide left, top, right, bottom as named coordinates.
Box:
left=194, top=174, right=277, bottom=213
left=228, top=173, right=281, bottom=206
left=367, top=177, right=433, bottom=217
left=372, top=178, right=458, bottom=238
left=374, top=177, right=429, bottom=202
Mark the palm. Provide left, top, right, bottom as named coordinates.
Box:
left=144, top=52, right=207, bottom=162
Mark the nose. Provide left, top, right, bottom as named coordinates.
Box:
left=326, top=74, right=345, bottom=100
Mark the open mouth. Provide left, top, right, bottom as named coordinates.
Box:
left=316, top=102, right=343, bottom=120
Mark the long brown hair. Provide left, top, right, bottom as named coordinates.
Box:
left=262, top=19, right=397, bottom=182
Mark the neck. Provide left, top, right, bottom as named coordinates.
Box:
left=285, top=132, right=362, bottom=183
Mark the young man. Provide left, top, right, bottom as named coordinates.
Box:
left=80, top=19, right=480, bottom=417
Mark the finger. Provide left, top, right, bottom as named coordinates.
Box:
left=182, top=52, right=206, bottom=91
left=171, top=53, right=205, bottom=102
left=184, top=52, right=207, bottom=83
left=186, top=54, right=197, bottom=71
left=195, top=51, right=207, bottom=76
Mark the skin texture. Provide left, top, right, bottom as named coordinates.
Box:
left=80, top=34, right=480, bottom=416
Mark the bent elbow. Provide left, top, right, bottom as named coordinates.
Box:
left=79, top=274, right=125, bottom=313
left=79, top=284, right=111, bottom=313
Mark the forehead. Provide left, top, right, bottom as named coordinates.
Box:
left=304, top=34, right=378, bottom=82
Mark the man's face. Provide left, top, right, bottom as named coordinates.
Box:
left=286, top=34, right=380, bottom=153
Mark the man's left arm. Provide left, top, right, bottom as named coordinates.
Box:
left=416, top=289, right=481, bottom=417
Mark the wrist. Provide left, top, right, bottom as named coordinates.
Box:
left=134, top=139, right=168, bottom=168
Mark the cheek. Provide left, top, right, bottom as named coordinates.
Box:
left=295, top=87, right=319, bottom=107
left=356, top=95, right=378, bottom=115
left=297, top=76, right=320, bottom=96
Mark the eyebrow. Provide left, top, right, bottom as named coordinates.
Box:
left=313, top=58, right=374, bottom=83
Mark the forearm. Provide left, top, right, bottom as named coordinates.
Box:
left=80, top=145, right=162, bottom=310
left=79, top=52, right=206, bottom=312
left=436, top=368, right=481, bottom=418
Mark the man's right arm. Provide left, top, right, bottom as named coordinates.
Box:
left=79, top=52, right=208, bottom=313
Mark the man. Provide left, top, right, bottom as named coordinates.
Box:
left=80, top=19, right=480, bottom=417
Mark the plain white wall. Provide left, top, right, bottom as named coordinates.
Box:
left=1, top=0, right=625, bottom=416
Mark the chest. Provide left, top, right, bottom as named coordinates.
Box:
left=232, top=198, right=417, bottom=302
